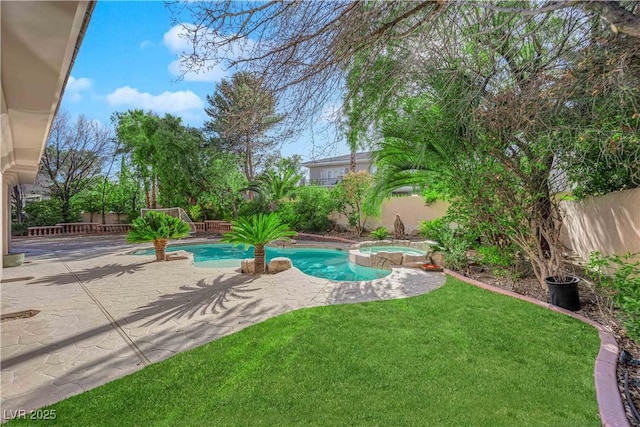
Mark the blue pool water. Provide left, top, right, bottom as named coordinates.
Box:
left=134, top=244, right=390, bottom=282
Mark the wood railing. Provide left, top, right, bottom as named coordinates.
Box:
left=27, top=221, right=229, bottom=237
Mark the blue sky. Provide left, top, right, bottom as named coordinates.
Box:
left=61, top=1, right=348, bottom=161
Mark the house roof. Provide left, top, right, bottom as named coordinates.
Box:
left=302, top=151, right=372, bottom=167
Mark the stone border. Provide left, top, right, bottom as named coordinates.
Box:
left=295, top=233, right=358, bottom=244
left=445, top=269, right=628, bottom=427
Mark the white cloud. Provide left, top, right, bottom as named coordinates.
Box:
left=105, top=86, right=204, bottom=114
left=163, top=23, right=252, bottom=83
left=140, top=40, right=153, bottom=49
left=66, top=76, right=92, bottom=101
left=163, top=24, right=193, bottom=53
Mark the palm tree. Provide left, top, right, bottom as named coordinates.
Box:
left=126, top=211, right=191, bottom=261
left=222, top=213, right=297, bottom=274
left=371, top=98, right=452, bottom=202
left=248, top=169, right=302, bottom=202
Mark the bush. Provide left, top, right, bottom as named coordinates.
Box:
left=238, top=196, right=273, bottom=218
left=292, top=185, right=336, bottom=232
left=418, top=217, right=473, bottom=270
left=276, top=201, right=302, bottom=229
left=24, top=199, right=65, bottom=227
left=417, top=217, right=449, bottom=243
left=588, top=251, right=640, bottom=340
left=11, top=223, right=27, bottom=236
left=370, top=227, right=389, bottom=240
left=187, top=204, right=204, bottom=222
left=476, top=244, right=522, bottom=279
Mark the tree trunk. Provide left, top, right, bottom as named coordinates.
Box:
left=254, top=244, right=266, bottom=274
left=153, top=238, right=168, bottom=261
left=11, top=185, right=24, bottom=223
left=151, top=176, right=157, bottom=209
left=350, top=150, right=356, bottom=172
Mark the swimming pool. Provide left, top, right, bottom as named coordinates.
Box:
left=134, top=244, right=390, bottom=281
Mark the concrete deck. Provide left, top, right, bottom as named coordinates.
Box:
left=1, top=236, right=445, bottom=418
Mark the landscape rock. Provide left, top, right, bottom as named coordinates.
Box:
left=241, top=258, right=255, bottom=274
left=268, top=257, right=292, bottom=273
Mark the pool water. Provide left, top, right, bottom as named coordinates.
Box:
left=358, top=246, right=426, bottom=255
left=134, top=244, right=390, bottom=282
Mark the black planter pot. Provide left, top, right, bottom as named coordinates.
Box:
left=545, top=275, right=581, bottom=311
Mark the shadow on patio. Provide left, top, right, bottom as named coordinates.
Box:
left=26, top=261, right=154, bottom=286
left=1, top=273, right=270, bottom=369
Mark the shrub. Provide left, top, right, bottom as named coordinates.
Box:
left=11, top=223, right=27, bottom=236
left=275, top=201, right=302, bottom=229
left=370, top=227, right=389, bottom=240
left=418, top=217, right=473, bottom=270
left=24, top=199, right=65, bottom=227
left=417, top=217, right=449, bottom=243
left=476, top=244, right=522, bottom=279
left=187, top=204, right=204, bottom=222
left=588, top=251, right=640, bottom=340
left=238, top=196, right=272, bottom=218
left=293, top=185, right=336, bottom=232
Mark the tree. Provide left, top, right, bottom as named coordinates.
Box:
left=221, top=213, right=297, bottom=274
left=172, top=0, right=640, bottom=134
left=113, top=110, right=162, bottom=209
left=356, top=4, right=639, bottom=288
left=114, top=110, right=215, bottom=208
left=249, top=169, right=302, bottom=203
left=333, top=171, right=377, bottom=236
left=40, top=111, right=112, bottom=222
left=126, top=211, right=191, bottom=261
left=71, top=178, right=107, bottom=223
left=370, top=95, right=452, bottom=201
left=204, top=72, right=283, bottom=181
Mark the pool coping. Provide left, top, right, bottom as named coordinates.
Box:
left=445, top=269, right=628, bottom=427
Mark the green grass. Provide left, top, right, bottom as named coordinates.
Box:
left=9, top=277, right=601, bottom=426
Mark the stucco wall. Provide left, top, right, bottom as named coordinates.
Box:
left=561, top=188, right=640, bottom=261
left=80, top=212, right=129, bottom=224
left=332, top=195, right=449, bottom=234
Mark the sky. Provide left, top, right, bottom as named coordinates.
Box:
left=61, top=1, right=349, bottom=162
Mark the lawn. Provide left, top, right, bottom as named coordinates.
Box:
left=9, top=277, right=601, bottom=426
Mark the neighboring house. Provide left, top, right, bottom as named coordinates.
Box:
left=22, top=173, right=53, bottom=203
left=302, top=152, right=374, bottom=187
left=302, top=151, right=415, bottom=195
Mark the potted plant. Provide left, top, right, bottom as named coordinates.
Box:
left=544, top=275, right=580, bottom=311
left=126, top=211, right=191, bottom=261
left=222, top=212, right=297, bottom=274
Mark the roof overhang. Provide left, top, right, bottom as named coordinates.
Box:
left=1, top=1, right=94, bottom=185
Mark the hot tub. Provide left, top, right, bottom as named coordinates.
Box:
left=348, top=240, right=435, bottom=270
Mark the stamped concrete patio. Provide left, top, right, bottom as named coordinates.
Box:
left=0, top=236, right=445, bottom=419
